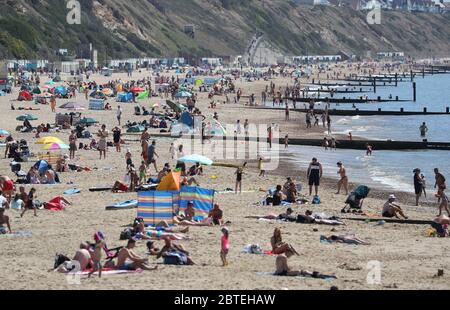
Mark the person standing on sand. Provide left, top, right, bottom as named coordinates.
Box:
left=284, top=134, right=289, bottom=149
left=220, top=227, right=230, bottom=267
left=97, top=125, right=108, bottom=160
left=285, top=103, right=290, bottom=121
left=112, top=126, right=122, bottom=152
left=235, top=162, right=247, bottom=194
left=307, top=158, right=323, bottom=196
left=336, top=162, right=348, bottom=195
left=69, top=130, right=77, bottom=160
left=116, top=106, right=122, bottom=126
left=434, top=168, right=446, bottom=203
left=50, top=96, right=56, bottom=113
left=413, top=168, right=423, bottom=206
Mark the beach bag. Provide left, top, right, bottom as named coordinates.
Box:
left=120, top=228, right=133, bottom=240
left=163, top=251, right=187, bottom=265
left=312, top=195, right=321, bottom=205
left=54, top=253, right=71, bottom=269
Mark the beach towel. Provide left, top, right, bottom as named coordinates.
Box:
left=0, top=232, right=32, bottom=237
left=137, top=191, right=178, bottom=226
left=63, top=188, right=80, bottom=195
left=44, top=197, right=68, bottom=211
left=242, top=244, right=274, bottom=255
left=73, top=268, right=143, bottom=276
left=179, top=186, right=215, bottom=220
left=257, top=272, right=336, bottom=281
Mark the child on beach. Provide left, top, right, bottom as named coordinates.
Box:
left=169, top=143, right=176, bottom=160
left=125, top=149, right=132, bottom=169
left=437, top=191, right=450, bottom=217
left=88, top=239, right=104, bottom=278
left=421, top=174, right=428, bottom=200
left=284, top=134, right=289, bottom=149
left=139, top=161, right=147, bottom=185
left=258, top=157, right=265, bottom=177
left=220, top=227, right=230, bottom=267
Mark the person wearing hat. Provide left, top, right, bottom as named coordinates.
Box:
left=382, top=195, right=408, bottom=219
left=336, top=162, right=348, bottom=195
left=413, top=168, right=423, bottom=206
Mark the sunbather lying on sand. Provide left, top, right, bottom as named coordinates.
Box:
left=275, top=249, right=336, bottom=279
left=320, top=234, right=370, bottom=245
left=249, top=210, right=344, bottom=225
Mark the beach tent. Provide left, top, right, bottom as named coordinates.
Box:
left=18, top=91, right=32, bottom=101
left=34, top=159, right=50, bottom=174
left=89, top=99, right=105, bottom=110
left=55, top=86, right=68, bottom=96
left=137, top=191, right=179, bottom=226
left=179, top=186, right=215, bottom=220
left=32, top=87, right=41, bottom=94
left=117, top=92, right=133, bottom=103
left=90, top=90, right=106, bottom=99
left=126, top=125, right=145, bottom=133
left=175, top=91, right=192, bottom=98
left=195, top=79, right=203, bottom=87
left=137, top=90, right=149, bottom=100
left=166, top=100, right=183, bottom=113
left=180, top=112, right=194, bottom=128
left=157, top=171, right=181, bottom=191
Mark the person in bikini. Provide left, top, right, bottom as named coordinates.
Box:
left=271, top=228, right=299, bottom=255
left=336, top=162, right=348, bottom=195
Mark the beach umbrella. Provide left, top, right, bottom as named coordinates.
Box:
left=77, top=117, right=99, bottom=126
left=0, top=129, right=10, bottom=136
left=16, top=114, right=38, bottom=121
left=36, top=136, right=64, bottom=145
left=44, top=81, right=56, bottom=86
left=178, top=154, right=213, bottom=166
left=59, top=102, right=85, bottom=110
left=102, top=88, right=113, bottom=96
left=42, top=143, right=69, bottom=151
left=175, top=91, right=192, bottom=98
left=55, top=85, right=67, bottom=95
left=131, top=87, right=145, bottom=93
left=42, top=85, right=52, bottom=89
left=152, top=102, right=161, bottom=108
left=34, top=160, right=50, bottom=175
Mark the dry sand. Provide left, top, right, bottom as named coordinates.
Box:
left=1, top=66, right=448, bottom=290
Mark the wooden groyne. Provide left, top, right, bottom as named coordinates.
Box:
left=283, top=97, right=410, bottom=104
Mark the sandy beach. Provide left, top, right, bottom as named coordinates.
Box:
left=1, top=66, right=449, bottom=290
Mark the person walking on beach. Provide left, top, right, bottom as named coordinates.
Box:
left=434, top=168, right=446, bottom=203
left=285, top=103, right=290, bottom=121
left=307, top=158, right=323, bottom=196
left=421, top=174, right=428, bottom=200
left=284, top=134, right=289, bottom=149
left=437, top=191, right=450, bottom=217
left=220, top=227, right=230, bottom=267
left=258, top=157, right=266, bottom=177
left=147, top=140, right=159, bottom=172
left=413, top=168, right=423, bottom=206
left=419, top=122, right=428, bottom=137
left=112, top=126, right=122, bottom=152
left=336, top=162, right=348, bottom=195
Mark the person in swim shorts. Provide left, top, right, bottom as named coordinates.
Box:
left=116, top=239, right=158, bottom=271
left=307, top=158, right=323, bottom=196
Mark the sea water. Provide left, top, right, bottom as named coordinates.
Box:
left=277, top=74, right=450, bottom=193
